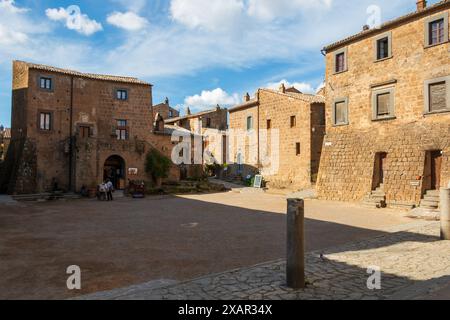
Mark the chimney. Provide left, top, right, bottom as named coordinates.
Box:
left=164, top=97, right=169, bottom=105
left=417, top=0, right=427, bottom=11
left=244, top=92, right=250, bottom=102
left=279, top=83, right=286, bottom=94
left=186, top=107, right=191, bottom=115
left=363, top=25, right=370, bottom=31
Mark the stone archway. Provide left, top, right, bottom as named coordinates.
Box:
left=104, top=155, right=126, bottom=190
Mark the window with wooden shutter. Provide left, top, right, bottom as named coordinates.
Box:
left=335, top=53, right=345, bottom=73
left=377, top=37, right=389, bottom=60
left=376, top=92, right=391, bottom=116
left=430, top=19, right=445, bottom=45
left=335, top=101, right=347, bottom=125
left=425, top=13, right=449, bottom=47
left=429, top=81, right=447, bottom=112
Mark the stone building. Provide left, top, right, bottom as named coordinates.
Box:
left=228, top=84, right=325, bottom=190
left=165, top=106, right=229, bottom=166
left=153, top=97, right=180, bottom=120
left=317, top=0, right=450, bottom=209
left=0, top=127, right=11, bottom=161
left=2, top=61, right=179, bottom=194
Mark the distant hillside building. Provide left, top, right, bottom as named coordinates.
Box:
left=2, top=61, right=179, bottom=194
left=228, top=84, right=325, bottom=190
left=317, top=0, right=450, bottom=209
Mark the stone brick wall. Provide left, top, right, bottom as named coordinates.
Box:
left=7, top=61, right=179, bottom=194
left=229, top=89, right=325, bottom=190
left=153, top=102, right=180, bottom=120
left=317, top=5, right=450, bottom=206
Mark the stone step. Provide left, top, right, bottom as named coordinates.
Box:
left=425, top=190, right=440, bottom=197
left=420, top=199, right=439, bottom=209
left=424, top=195, right=440, bottom=201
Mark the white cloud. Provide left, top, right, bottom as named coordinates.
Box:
left=46, top=5, right=103, bottom=36
left=0, top=0, right=28, bottom=13
left=266, top=80, right=316, bottom=94
left=170, top=0, right=245, bottom=32
left=107, top=11, right=149, bottom=31
left=247, top=0, right=333, bottom=21
left=185, top=88, right=240, bottom=109
left=0, top=24, right=27, bottom=45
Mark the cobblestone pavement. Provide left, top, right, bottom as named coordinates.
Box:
left=78, top=221, right=450, bottom=300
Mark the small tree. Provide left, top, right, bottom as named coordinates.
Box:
left=145, top=148, right=171, bottom=187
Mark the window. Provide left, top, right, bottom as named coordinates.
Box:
left=80, top=126, right=91, bottom=138
left=429, top=82, right=446, bottom=112
left=371, top=87, right=395, bottom=120
left=430, top=19, right=445, bottom=45
left=116, top=119, right=128, bottom=140
left=334, top=47, right=347, bottom=73
left=296, top=143, right=301, bottom=156
left=169, top=110, right=173, bottom=118
left=40, top=77, right=52, bottom=90
left=425, top=13, right=449, bottom=47
left=247, top=116, right=253, bottom=131
left=424, top=76, right=450, bottom=114
left=374, top=32, right=392, bottom=61
left=333, top=98, right=348, bottom=125
left=206, top=118, right=212, bottom=128
left=267, top=119, right=271, bottom=129
left=116, top=89, right=128, bottom=100
left=290, top=116, right=296, bottom=128
left=39, top=112, right=51, bottom=131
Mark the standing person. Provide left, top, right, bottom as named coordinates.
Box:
left=106, top=179, right=114, bottom=201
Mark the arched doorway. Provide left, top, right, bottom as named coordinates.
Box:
left=104, top=155, right=125, bottom=190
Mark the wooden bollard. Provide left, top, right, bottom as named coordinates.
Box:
left=286, top=198, right=306, bottom=289
left=441, top=188, right=450, bottom=240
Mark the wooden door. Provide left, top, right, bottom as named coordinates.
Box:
left=431, top=151, right=442, bottom=190
left=372, top=152, right=387, bottom=190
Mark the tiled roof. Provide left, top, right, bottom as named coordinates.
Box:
left=229, top=89, right=325, bottom=112
left=18, top=61, right=151, bottom=86
left=164, top=107, right=225, bottom=124
left=323, top=0, right=450, bottom=52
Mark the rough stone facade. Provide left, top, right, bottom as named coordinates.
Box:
left=229, top=87, right=325, bottom=190
left=0, top=128, right=10, bottom=161
left=317, top=2, right=450, bottom=207
left=165, top=106, right=228, bottom=135
left=153, top=98, right=180, bottom=120
left=4, top=61, right=179, bottom=194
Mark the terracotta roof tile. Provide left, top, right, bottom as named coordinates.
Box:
left=18, top=61, right=151, bottom=86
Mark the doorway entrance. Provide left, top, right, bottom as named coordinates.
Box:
left=372, top=152, right=387, bottom=191
left=104, top=155, right=126, bottom=190
left=424, top=150, right=442, bottom=191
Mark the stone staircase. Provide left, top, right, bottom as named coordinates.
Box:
left=363, top=185, right=386, bottom=208
left=419, top=190, right=440, bottom=210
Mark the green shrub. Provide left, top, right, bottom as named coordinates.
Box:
left=145, top=148, right=171, bottom=182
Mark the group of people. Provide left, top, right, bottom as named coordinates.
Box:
left=98, top=179, right=114, bottom=201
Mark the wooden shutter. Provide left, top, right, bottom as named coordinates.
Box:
left=429, top=81, right=447, bottom=112
left=376, top=93, right=390, bottom=116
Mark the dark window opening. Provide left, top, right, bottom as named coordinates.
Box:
left=290, top=116, right=297, bottom=128
left=267, top=119, right=271, bottom=129
left=377, top=37, right=389, bottom=60
left=80, top=126, right=91, bottom=138
left=296, top=143, right=301, bottom=156
left=335, top=52, right=346, bottom=73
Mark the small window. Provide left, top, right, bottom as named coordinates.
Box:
left=429, top=19, right=445, bottom=45
left=206, top=118, right=212, bottom=128
left=429, top=81, right=447, bottom=112
left=116, top=119, right=128, bottom=140
left=39, top=112, right=51, bottom=131
left=40, top=77, right=52, bottom=90
left=247, top=116, right=253, bottom=131
left=377, top=37, right=389, bottom=60
left=80, top=126, right=91, bottom=138
left=333, top=98, right=348, bottom=125
left=290, top=116, right=296, bottom=128
left=372, top=87, right=395, bottom=120
left=116, top=89, right=128, bottom=100
left=267, top=119, right=271, bottom=129
left=335, top=53, right=345, bottom=73
left=296, top=143, right=301, bottom=156
left=169, top=110, right=173, bottom=118
left=425, top=13, right=449, bottom=47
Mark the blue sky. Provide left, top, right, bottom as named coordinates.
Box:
left=0, top=0, right=430, bottom=127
